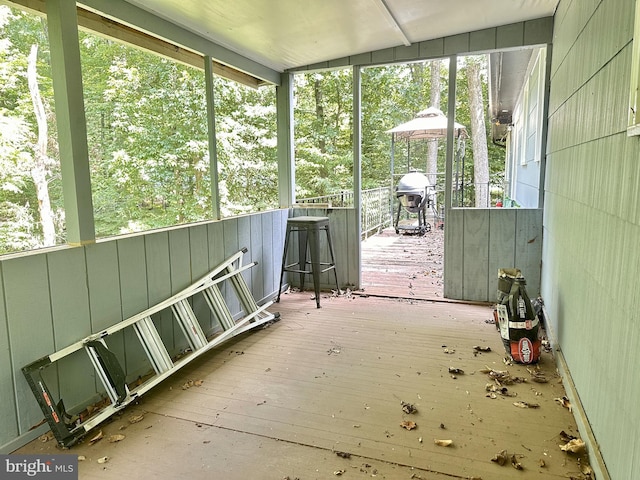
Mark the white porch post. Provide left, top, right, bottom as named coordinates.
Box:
left=204, top=56, right=221, bottom=220
left=47, top=0, right=95, bottom=244
left=353, top=65, right=362, bottom=288
left=277, top=72, right=295, bottom=207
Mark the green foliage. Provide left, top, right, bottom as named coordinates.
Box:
left=0, top=5, right=63, bottom=253
left=0, top=4, right=509, bottom=254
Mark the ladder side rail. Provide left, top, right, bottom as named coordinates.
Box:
left=48, top=257, right=257, bottom=362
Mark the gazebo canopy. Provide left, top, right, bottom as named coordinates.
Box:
left=387, top=107, right=468, bottom=140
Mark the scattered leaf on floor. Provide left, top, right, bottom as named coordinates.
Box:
left=194, top=379, right=204, bottom=387
left=89, top=430, right=104, bottom=445
left=78, top=456, right=86, bottom=461
left=335, top=451, right=351, bottom=459
left=448, top=367, right=464, bottom=374
left=539, top=458, right=546, bottom=467
left=511, top=454, right=523, bottom=470
left=581, top=463, right=594, bottom=476
left=108, top=434, right=125, bottom=443
left=182, top=380, right=194, bottom=390
left=401, top=401, right=417, bottom=414
left=128, top=414, right=144, bottom=424
left=434, top=439, right=452, bottom=447
left=443, top=348, right=455, bottom=354
left=333, top=469, right=345, bottom=476
left=559, top=438, right=586, bottom=454
left=473, top=346, right=491, bottom=352
left=400, top=420, right=417, bottom=430
left=559, top=430, right=577, bottom=443
left=555, top=396, right=573, bottom=412
left=513, top=401, right=540, bottom=408
left=491, top=450, right=508, bottom=466
left=527, top=366, right=548, bottom=383
left=97, top=457, right=109, bottom=464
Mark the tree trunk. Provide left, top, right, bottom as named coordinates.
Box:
left=467, top=57, right=490, bottom=208
left=313, top=77, right=326, bottom=153
left=27, top=44, right=56, bottom=246
left=427, top=60, right=442, bottom=186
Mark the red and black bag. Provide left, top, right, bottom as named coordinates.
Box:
left=495, top=271, right=540, bottom=364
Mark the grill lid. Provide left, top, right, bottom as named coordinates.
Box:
left=396, top=172, right=432, bottom=196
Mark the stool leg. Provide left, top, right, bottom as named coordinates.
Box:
left=307, top=227, right=321, bottom=308
left=276, top=225, right=292, bottom=303
left=297, top=228, right=308, bottom=292
left=325, top=225, right=340, bottom=294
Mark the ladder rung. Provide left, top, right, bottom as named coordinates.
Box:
left=226, top=264, right=260, bottom=314
left=85, top=340, right=129, bottom=405
left=172, top=299, right=208, bottom=351
left=203, top=285, right=235, bottom=330
left=133, top=316, right=174, bottom=374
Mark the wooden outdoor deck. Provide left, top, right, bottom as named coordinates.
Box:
left=17, top=292, right=590, bottom=479
left=360, top=226, right=446, bottom=301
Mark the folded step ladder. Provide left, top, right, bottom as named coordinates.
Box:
left=22, top=248, right=278, bottom=447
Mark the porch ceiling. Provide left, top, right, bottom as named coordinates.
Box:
left=119, top=0, right=558, bottom=72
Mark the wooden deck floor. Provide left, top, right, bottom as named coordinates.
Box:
left=17, top=293, right=590, bottom=479
left=361, top=227, right=445, bottom=301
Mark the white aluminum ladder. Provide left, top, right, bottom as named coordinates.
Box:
left=22, top=248, right=278, bottom=447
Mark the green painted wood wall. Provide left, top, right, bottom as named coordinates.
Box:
left=543, top=0, right=638, bottom=477
left=444, top=208, right=543, bottom=302
left=0, top=209, right=288, bottom=452
left=288, top=208, right=360, bottom=290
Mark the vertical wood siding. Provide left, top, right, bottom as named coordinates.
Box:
left=444, top=208, right=543, bottom=302
left=544, top=0, right=638, bottom=477
left=0, top=209, right=288, bottom=452
left=288, top=208, right=360, bottom=290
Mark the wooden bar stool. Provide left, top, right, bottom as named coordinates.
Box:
left=276, top=216, right=339, bottom=308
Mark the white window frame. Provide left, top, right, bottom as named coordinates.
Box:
left=628, top=0, right=640, bottom=135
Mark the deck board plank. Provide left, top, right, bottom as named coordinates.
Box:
left=17, top=292, right=589, bottom=479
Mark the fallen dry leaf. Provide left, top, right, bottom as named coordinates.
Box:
left=559, top=438, right=585, bottom=454
left=128, top=414, right=144, bottom=424
left=108, top=434, right=125, bottom=443
left=491, top=450, right=508, bottom=466
left=580, top=461, right=594, bottom=476
left=559, top=430, right=577, bottom=443
left=335, top=451, right=351, bottom=459
left=555, top=396, right=573, bottom=412
left=97, top=457, right=109, bottom=464
left=401, top=401, right=417, bottom=414
left=513, top=401, right=539, bottom=409
left=89, top=430, right=104, bottom=445
left=194, top=379, right=204, bottom=387
left=473, top=346, right=491, bottom=352
left=400, top=420, right=417, bottom=430
left=333, top=469, right=345, bottom=476
left=448, top=367, right=464, bottom=375
left=511, top=454, right=523, bottom=470
left=434, top=439, right=452, bottom=447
